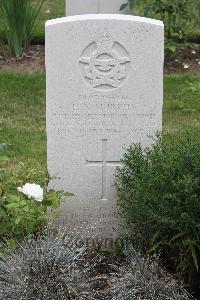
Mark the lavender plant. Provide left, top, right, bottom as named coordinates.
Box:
left=108, top=242, right=194, bottom=300
left=0, top=230, right=195, bottom=300
left=0, top=229, right=101, bottom=300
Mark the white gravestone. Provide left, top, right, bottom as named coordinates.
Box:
left=66, top=0, right=130, bottom=16
left=46, top=15, right=164, bottom=242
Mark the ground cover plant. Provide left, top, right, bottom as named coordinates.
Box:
left=0, top=229, right=194, bottom=299
left=115, top=131, right=200, bottom=291
left=0, top=229, right=97, bottom=299
left=109, top=242, right=193, bottom=300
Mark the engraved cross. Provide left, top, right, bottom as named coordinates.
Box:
left=86, top=139, right=121, bottom=200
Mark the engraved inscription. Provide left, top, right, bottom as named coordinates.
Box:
left=79, top=32, right=131, bottom=90
left=49, top=96, right=158, bottom=139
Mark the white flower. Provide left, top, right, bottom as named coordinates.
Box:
left=46, top=9, right=50, bottom=14
left=183, top=64, right=190, bottom=69
left=17, top=183, right=43, bottom=202
left=191, top=50, right=196, bottom=55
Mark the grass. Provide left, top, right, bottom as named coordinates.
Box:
left=33, top=0, right=65, bottom=42
left=0, top=73, right=47, bottom=193
left=0, top=72, right=199, bottom=184
left=163, top=75, right=200, bottom=134
left=0, top=72, right=45, bottom=161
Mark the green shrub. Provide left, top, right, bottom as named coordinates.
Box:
left=144, top=0, right=191, bottom=41
left=120, top=0, right=200, bottom=43
left=115, top=132, right=200, bottom=286
left=0, top=0, right=45, bottom=58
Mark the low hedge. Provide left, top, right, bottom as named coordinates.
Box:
left=115, top=131, right=200, bottom=288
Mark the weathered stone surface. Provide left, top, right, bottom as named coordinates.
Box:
left=66, top=0, right=130, bottom=16
left=46, top=15, right=164, bottom=240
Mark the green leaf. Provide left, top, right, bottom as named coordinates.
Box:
left=144, top=6, right=151, bottom=16
left=151, top=230, right=160, bottom=243
left=6, top=203, right=19, bottom=209
left=7, top=194, right=20, bottom=203
left=169, top=232, right=185, bottom=242
left=37, top=215, right=47, bottom=222
left=23, top=206, right=30, bottom=212
left=0, top=156, right=9, bottom=162
left=148, top=241, right=162, bottom=253
left=120, top=3, right=128, bottom=11
left=26, top=222, right=35, bottom=234
left=19, top=200, right=28, bottom=206
left=191, top=245, right=198, bottom=271
left=14, top=217, right=21, bottom=225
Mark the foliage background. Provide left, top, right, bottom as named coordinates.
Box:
left=122, top=0, right=200, bottom=43
left=0, top=0, right=199, bottom=44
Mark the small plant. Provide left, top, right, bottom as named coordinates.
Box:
left=0, top=182, right=71, bottom=243
left=110, top=242, right=193, bottom=300
left=0, top=229, right=98, bottom=300
left=115, top=132, right=200, bottom=287
left=0, top=159, right=73, bottom=243
left=0, top=0, right=45, bottom=58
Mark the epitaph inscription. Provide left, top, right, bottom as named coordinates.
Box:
left=46, top=15, right=164, bottom=240
left=79, top=32, right=130, bottom=90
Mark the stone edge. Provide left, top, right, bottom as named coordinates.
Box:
left=45, top=14, right=164, bottom=28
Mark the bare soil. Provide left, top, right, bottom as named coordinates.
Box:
left=0, top=45, right=45, bottom=73
left=0, top=44, right=199, bottom=74
left=165, top=45, right=200, bottom=74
